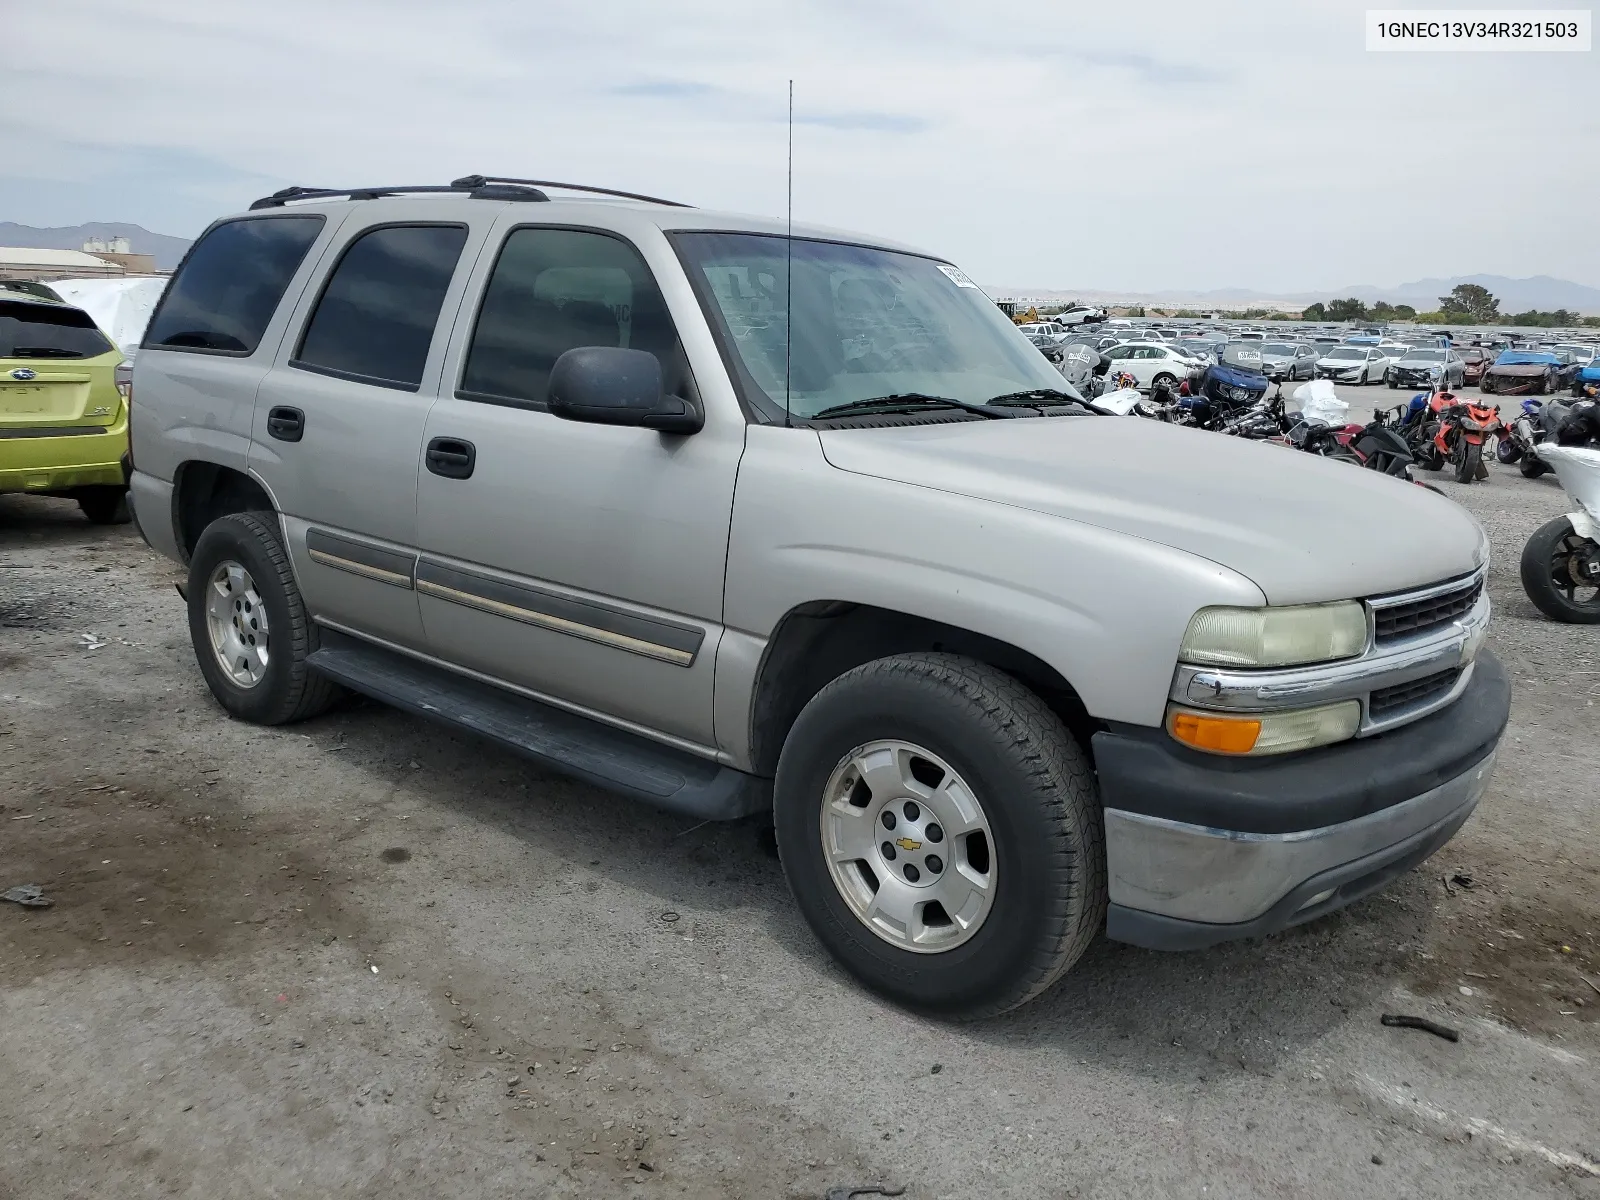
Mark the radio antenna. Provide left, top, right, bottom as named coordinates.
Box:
left=784, top=79, right=794, bottom=428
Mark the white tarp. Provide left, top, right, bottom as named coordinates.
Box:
left=1091, top=387, right=1144, bottom=416
left=1289, top=379, right=1350, bottom=427
left=46, top=276, right=167, bottom=360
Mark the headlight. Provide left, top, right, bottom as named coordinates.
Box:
left=1167, top=699, right=1362, bottom=756
left=1179, top=602, right=1368, bottom=668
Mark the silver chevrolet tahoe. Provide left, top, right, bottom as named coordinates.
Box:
left=127, top=176, right=1509, bottom=1018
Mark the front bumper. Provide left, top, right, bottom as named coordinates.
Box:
left=1095, top=648, right=1510, bottom=949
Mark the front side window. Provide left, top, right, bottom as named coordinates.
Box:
left=671, top=232, right=1062, bottom=422
left=0, top=300, right=114, bottom=359
left=460, top=228, right=685, bottom=409
left=294, top=224, right=467, bottom=391
left=144, top=215, right=324, bottom=354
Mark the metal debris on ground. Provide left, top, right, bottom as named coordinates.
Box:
left=2, top=884, right=54, bottom=908
left=1450, top=872, right=1476, bottom=889
left=824, top=1187, right=906, bottom=1200
left=1380, top=1013, right=1460, bottom=1042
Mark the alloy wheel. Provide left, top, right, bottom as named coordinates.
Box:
left=819, top=740, right=996, bottom=954
left=204, top=560, right=270, bottom=688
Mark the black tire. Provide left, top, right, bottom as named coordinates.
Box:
left=773, top=652, right=1105, bottom=1019
left=77, top=486, right=130, bottom=525
left=1481, top=377, right=1495, bottom=396
left=1151, top=372, right=1177, bottom=392
left=1454, top=439, right=1482, bottom=484
left=186, top=511, right=343, bottom=724
left=1520, top=455, right=1548, bottom=479
left=1387, top=377, right=1398, bottom=389
left=1520, top=516, right=1600, bottom=623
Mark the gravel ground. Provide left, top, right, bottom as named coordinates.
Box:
left=1, top=439, right=1597, bottom=1200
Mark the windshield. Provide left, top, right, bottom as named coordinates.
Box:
left=0, top=299, right=114, bottom=359
left=1404, top=349, right=1445, bottom=362
left=1325, top=347, right=1366, bottom=360
left=1260, top=343, right=1296, bottom=355
left=672, top=232, right=1063, bottom=421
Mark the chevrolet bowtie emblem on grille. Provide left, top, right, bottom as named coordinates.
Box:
left=895, top=837, right=922, bottom=852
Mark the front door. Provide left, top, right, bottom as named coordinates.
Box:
left=413, top=222, right=743, bottom=751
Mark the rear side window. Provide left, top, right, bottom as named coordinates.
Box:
left=0, top=300, right=114, bottom=359
left=459, top=228, right=684, bottom=409
left=293, top=224, right=468, bottom=391
left=144, top=216, right=323, bottom=354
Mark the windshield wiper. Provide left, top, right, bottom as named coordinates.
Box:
left=984, top=388, right=1100, bottom=414
left=810, top=393, right=1011, bottom=420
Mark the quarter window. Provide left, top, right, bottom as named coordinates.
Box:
left=294, top=224, right=468, bottom=391
left=144, top=216, right=323, bottom=354
left=460, top=228, right=685, bottom=409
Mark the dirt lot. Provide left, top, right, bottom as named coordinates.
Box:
left=2, top=444, right=1598, bottom=1199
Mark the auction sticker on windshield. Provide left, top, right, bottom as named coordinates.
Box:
left=936, top=263, right=979, bottom=288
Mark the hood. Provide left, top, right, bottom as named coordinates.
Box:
left=1318, top=357, right=1368, bottom=369
left=1486, top=362, right=1551, bottom=377
left=818, top=417, right=1487, bottom=606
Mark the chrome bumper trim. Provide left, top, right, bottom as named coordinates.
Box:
left=1103, top=750, right=1496, bottom=925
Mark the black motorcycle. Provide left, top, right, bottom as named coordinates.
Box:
left=1501, top=398, right=1595, bottom=478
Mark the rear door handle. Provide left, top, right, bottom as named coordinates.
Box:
left=425, top=437, right=476, bottom=479
left=266, top=406, right=304, bottom=442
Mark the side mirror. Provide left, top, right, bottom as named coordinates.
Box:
left=547, top=346, right=703, bottom=435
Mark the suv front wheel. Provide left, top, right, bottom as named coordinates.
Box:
left=186, top=512, right=342, bottom=724
left=774, top=653, right=1105, bottom=1018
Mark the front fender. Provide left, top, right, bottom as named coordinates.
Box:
left=722, top=427, right=1264, bottom=744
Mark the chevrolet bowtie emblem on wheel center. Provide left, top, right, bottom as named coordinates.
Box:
left=895, top=837, right=922, bottom=852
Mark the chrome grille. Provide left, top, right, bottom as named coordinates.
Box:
left=1372, top=574, right=1483, bottom=644
left=1369, top=667, right=1461, bottom=719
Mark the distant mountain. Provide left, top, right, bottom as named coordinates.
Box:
left=0, top=222, right=191, bottom=270
left=1333, top=275, right=1600, bottom=315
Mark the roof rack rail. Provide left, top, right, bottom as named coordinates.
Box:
left=248, top=182, right=550, bottom=210
left=449, top=175, right=692, bottom=208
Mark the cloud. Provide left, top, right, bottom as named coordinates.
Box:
left=2, top=0, right=1594, bottom=293
left=794, top=111, right=930, bottom=134
left=611, top=81, right=724, bottom=99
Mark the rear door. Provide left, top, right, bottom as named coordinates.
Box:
left=0, top=299, right=119, bottom=435
left=249, top=204, right=486, bottom=649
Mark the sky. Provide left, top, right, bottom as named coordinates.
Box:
left=5, top=0, right=1596, bottom=294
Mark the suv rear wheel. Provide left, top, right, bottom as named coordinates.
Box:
left=774, top=653, right=1104, bottom=1018
left=186, top=512, right=342, bottom=724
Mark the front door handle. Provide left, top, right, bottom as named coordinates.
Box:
left=266, top=406, right=304, bottom=442
left=425, top=437, right=476, bottom=479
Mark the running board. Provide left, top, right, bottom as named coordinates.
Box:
left=307, top=632, right=767, bottom=821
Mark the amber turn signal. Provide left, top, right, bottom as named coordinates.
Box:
left=1168, top=710, right=1262, bottom=755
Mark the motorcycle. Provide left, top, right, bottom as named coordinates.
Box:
left=1176, top=345, right=1270, bottom=432
left=1498, top=397, right=1583, bottom=478
left=1423, top=394, right=1504, bottom=484
left=1279, top=382, right=1418, bottom=479
left=1518, top=443, right=1600, bottom=622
